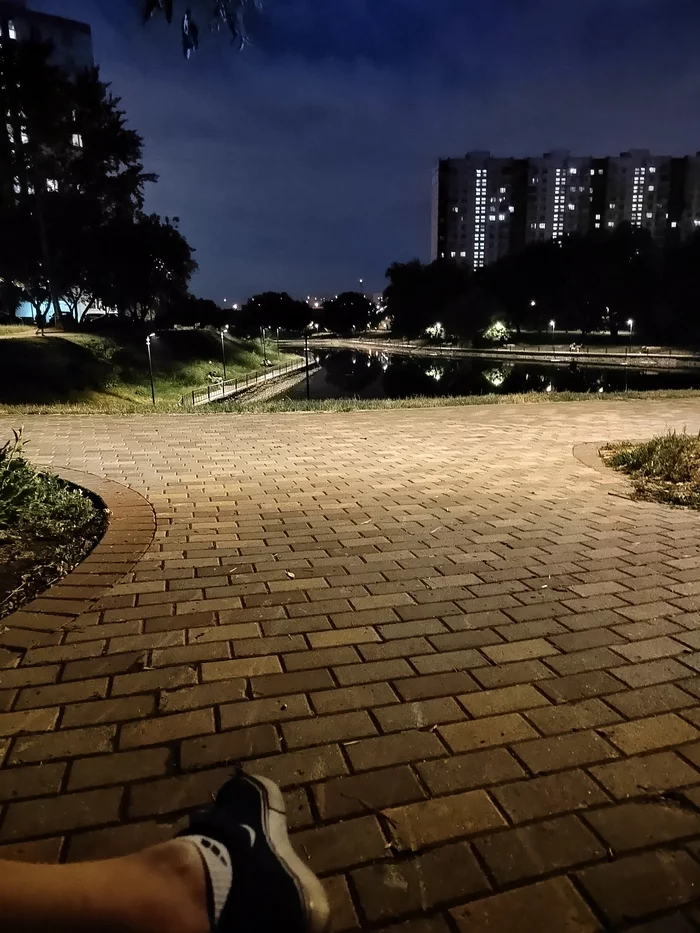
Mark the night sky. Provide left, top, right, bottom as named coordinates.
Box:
left=31, top=0, right=700, bottom=302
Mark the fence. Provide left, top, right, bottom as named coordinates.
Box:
left=187, top=358, right=310, bottom=407
left=293, top=337, right=700, bottom=371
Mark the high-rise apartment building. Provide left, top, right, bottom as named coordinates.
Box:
left=432, top=150, right=700, bottom=269
left=0, top=1, right=93, bottom=204
left=0, top=1, right=93, bottom=72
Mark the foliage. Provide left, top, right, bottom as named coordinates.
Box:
left=321, top=292, right=376, bottom=335
left=382, top=222, right=700, bottom=344
left=237, top=293, right=312, bottom=334
left=0, top=428, right=106, bottom=618
left=143, top=0, right=262, bottom=56
left=605, top=431, right=700, bottom=508
left=0, top=40, right=195, bottom=323
left=0, top=429, right=97, bottom=536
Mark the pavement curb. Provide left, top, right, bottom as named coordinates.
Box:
left=0, top=468, right=156, bottom=668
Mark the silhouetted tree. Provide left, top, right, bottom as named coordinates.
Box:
left=321, top=292, right=375, bottom=335
left=142, top=0, right=262, bottom=57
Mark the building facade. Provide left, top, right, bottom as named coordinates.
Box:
left=0, top=1, right=93, bottom=72
left=432, top=150, right=700, bottom=269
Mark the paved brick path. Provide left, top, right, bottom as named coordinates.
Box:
left=3, top=400, right=700, bottom=930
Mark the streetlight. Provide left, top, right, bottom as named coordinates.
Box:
left=220, top=325, right=228, bottom=382
left=261, top=326, right=267, bottom=363
left=304, top=332, right=311, bottom=400
left=530, top=300, right=537, bottom=307
left=146, top=333, right=156, bottom=406
left=627, top=318, right=634, bottom=345
left=549, top=320, right=556, bottom=333
left=276, top=326, right=281, bottom=352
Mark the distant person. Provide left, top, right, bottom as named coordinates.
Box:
left=35, top=310, right=46, bottom=337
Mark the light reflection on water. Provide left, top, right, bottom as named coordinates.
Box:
left=284, top=349, right=700, bottom=401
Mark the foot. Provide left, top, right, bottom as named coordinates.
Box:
left=179, top=772, right=330, bottom=933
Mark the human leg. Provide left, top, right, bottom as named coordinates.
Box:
left=1, top=772, right=329, bottom=933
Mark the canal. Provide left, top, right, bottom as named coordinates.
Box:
left=282, top=349, right=700, bottom=401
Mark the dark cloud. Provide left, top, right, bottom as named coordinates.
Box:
left=31, top=1, right=700, bottom=300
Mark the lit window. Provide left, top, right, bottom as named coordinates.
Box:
left=590, top=169, right=595, bottom=176
left=648, top=185, right=655, bottom=192
left=450, top=251, right=456, bottom=257
left=27, top=183, right=33, bottom=194
left=499, top=187, right=506, bottom=194
left=598, top=169, right=603, bottom=175
left=8, top=20, right=16, bottom=40
left=646, top=212, right=653, bottom=219
left=46, top=178, right=58, bottom=192
left=569, top=167, right=577, bottom=175
left=568, top=204, right=575, bottom=211
left=489, top=215, right=496, bottom=222
left=608, top=221, right=615, bottom=228
left=539, top=223, right=546, bottom=229
left=13, top=178, right=20, bottom=194
left=20, top=127, right=28, bottom=144
left=595, top=214, right=601, bottom=220
left=72, top=133, right=83, bottom=148
left=498, top=214, right=506, bottom=221
left=695, top=220, right=700, bottom=227
left=595, top=222, right=601, bottom=229
left=649, top=166, right=656, bottom=173
left=671, top=221, right=678, bottom=228
left=508, top=205, right=515, bottom=213
left=460, top=251, right=466, bottom=258
left=453, top=206, right=458, bottom=213
left=6, top=123, right=13, bottom=143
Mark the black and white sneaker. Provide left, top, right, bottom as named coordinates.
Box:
left=179, top=771, right=330, bottom=933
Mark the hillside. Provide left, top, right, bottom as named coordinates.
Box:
left=0, top=328, right=295, bottom=410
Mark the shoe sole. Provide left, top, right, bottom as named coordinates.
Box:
left=249, top=773, right=331, bottom=933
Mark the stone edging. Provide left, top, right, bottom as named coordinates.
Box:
left=572, top=442, right=611, bottom=476
left=0, top=468, right=155, bottom=667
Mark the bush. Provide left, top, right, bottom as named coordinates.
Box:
left=0, top=428, right=106, bottom=618
left=605, top=430, right=700, bottom=508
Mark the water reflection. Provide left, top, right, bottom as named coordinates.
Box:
left=284, top=350, right=700, bottom=401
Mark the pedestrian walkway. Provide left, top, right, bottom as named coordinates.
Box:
left=3, top=399, right=700, bottom=930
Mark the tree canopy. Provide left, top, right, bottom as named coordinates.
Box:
left=142, top=0, right=263, bottom=57
left=0, top=40, right=197, bottom=324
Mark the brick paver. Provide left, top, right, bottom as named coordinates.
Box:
left=4, top=400, right=700, bottom=928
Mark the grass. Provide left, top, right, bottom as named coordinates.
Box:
left=0, top=329, right=298, bottom=412
left=3, top=386, right=700, bottom=416
left=604, top=431, right=700, bottom=509
left=0, top=323, right=35, bottom=338
left=0, top=428, right=106, bottom=619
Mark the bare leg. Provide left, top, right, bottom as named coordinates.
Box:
left=1, top=840, right=209, bottom=933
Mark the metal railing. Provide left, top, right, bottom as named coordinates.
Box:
left=293, top=337, right=700, bottom=371
left=187, top=358, right=310, bottom=407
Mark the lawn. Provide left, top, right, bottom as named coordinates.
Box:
left=604, top=431, right=700, bottom=509
left=0, top=329, right=299, bottom=412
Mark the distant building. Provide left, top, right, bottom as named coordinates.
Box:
left=432, top=150, right=700, bottom=270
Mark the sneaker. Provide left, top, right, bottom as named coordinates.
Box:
left=179, top=771, right=330, bottom=933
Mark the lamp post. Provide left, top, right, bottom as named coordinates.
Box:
left=276, top=326, right=280, bottom=352
left=305, top=333, right=310, bottom=400
left=220, top=325, right=228, bottom=382
left=261, top=326, right=267, bottom=363
left=146, top=333, right=156, bottom=406
left=627, top=318, right=634, bottom=346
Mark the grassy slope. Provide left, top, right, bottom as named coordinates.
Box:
left=0, top=331, right=298, bottom=412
